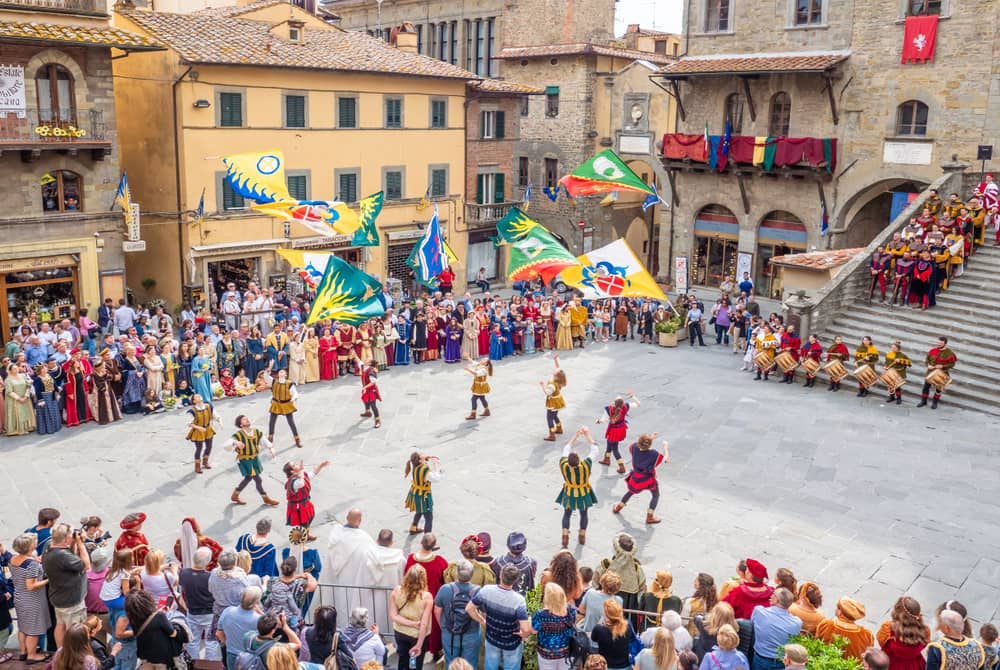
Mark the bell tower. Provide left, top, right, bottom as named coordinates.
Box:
left=501, top=0, right=615, bottom=47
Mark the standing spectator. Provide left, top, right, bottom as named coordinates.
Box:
left=876, top=596, right=929, bottom=670
left=242, top=612, right=301, bottom=667
left=595, top=533, right=645, bottom=628
left=591, top=599, right=637, bottom=670
left=434, top=560, right=481, bottom=668
left=151, top=307, right=173, bottom=340
left=9, top=533, right=52, bottom=663
left=530, top=583, right=577, bottom=670
left=643, top=610, right=693, bottom=653
left=78, top=310, right=99, bottom=357
left=266, top=556, right=317, bottom=629
left=340, top=607, right=387, bottom=667
left=684, top=301, right=706, bottom=347
left=638, top=627, right=679, bottom=670
left=749, top=588, right=801, bottom=670
left=179, top=547, right=220, bottom=661
left=99, top=299, right=114, bottom=335
left=125, top=590, right=177, bottom=668
left=925, top=609, right=984, bottom=670
left=437, top=266, right=455, bottom=295
left=466, top=563, right=532, bottom=670
left=222, top=293, right=242, bottom=333
left=782, top=644, right=809, bottom=670
left=815, top=598, right=873, bottom=661
left=209, top=551, right=250, bottom=631
left=691, top=603, right=736, bottom=660
left=494, top=532, right=536, bottom=596
left=738, top=273, right=754, bottom=296
left=722, top=559, right=773, bottom=619
left=390, top=565, right=434, bottom=670
left=712, top=300, right=731, bottom=345
left=42, top=523, right=91, bottom=647
left=578, top=570, right=623, bottom=635
left=25, top=508, right=60, bottom=554
left=788, top=582, right=824, bottom=636
left=696, top=625, right=747, bottom=670
left=216, top=586, right=262, bottom=670
left=112, top=300, right=135, bottom=336
left=640, top=571, right=683, bottom=629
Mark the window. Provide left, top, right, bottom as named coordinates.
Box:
left=480, top=110, right=505, bottom=139
left=654, top=40, right=668, bottom=54
left=896, top=100, right=928, bottom=136
left=36, top=64, right=75, bottom=123
left=430, top=99, right=447, bottom=128
left=385, top=97, right=403, bottom=128
left=40, top=170, right=81, bottom=213
left=384, top=169, right=404, bottom=200
left=428, top=22, right=436, bottom=58
left=476, top=172, right=505, bottom=204
left=288, top=24, right=302, bottom=42
left=465, top=20, right=474, bottom=71
left=487, top=18, right=496, bottom=77
left=768, top=92, right=791, bottom=136
left=415, top=24, right=423, bottom=53
left=908, top=0, right=942, bottom=14
left=438, top=22, right=448, bottom=61
left=521, top=96, right=530, bottom=117
left=794, top=0, right=823, bottom=25
left=222, top=179, right=245, bottom=210
left=337, top=96, right=357, bottom=129
left=724, top=92, right=744, bottom=133
left=284, top=94, right=306, bottom=128
left=430, top=167, right=448, bottom=197
left=287, top=174, right=307, bottom=200
left=546, top=86, right=559, bottom=117
left=704, top=0, right=731, bottom=32
left=517, top=157, right=529, bottom=188
left=337, top=170, right=359, bottom=203
left=450, top=21, right=458, bottom=65
left=475, top=19, right=485, bottom=76
left=545, top=158, right=559, bottom=188
left=218, top=91, right=243, bottom=127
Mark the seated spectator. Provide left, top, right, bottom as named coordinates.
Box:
left=692, top=602, right=736, bottom=660
left=788, top=582, right=823, bottom=635
left=636, top=627, right=678, bottom=670
left=750, top=588, right=801, bottom=670
left=341, top=607, right=386, bottom=667
left=697, top=624, right=747, bottom=670
left=815, top=598, right=873, bottom=661
left=217, top=586, right=263, bottom=670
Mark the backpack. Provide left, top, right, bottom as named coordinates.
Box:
left=566, top=629, right=592, bottom=669
left=447, top=583, right=478, bottom=635
left=298, top=629, right=358, bottom=670
left=235, top=633, right=276, bottom=670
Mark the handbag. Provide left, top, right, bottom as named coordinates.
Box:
left=627, top=624, right=643, bottom=665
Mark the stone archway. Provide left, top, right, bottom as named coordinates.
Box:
left=836, top=177, right=929, bottom=248
left=691, top=204, right=739, bottom=287
left=757, top=210, right=807, bottom=299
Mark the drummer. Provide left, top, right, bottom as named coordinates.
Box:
left=883, top=341, right=912, bottom=406
left=778, top=325, right=802, bottom=385
left=854, top=336, right=880, bottom=398
left=754, top=324, right=779, bottom=382
left=918, top=336, right=957, bottom=410
left=825, top=336, right=850, bottom=392
left=800, top=334, right=823, bottom=388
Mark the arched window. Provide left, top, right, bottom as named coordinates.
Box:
left=896, top=100, right=928, bottom=136
left=723, top=92, right=744, bottom=133
left=768, top=92, right=791, bottom=136
left=36, top=64, right=76, bottom=124
left=41, top=170, right=82, bottom=213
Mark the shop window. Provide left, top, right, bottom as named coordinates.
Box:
left=41, top=170, right=82, bottom=213
left=723, top=92, right=744, bottom=133
left=36, top=64, right=75, bottom=124
left=768, top=92, right=791, bottom=136
left=4, top=265, right=79, bottom=337
left=896, top=100, right=928, bottom=136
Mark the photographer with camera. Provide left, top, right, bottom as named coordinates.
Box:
left=42, top=523, right=92, bottom=647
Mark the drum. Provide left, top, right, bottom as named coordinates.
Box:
left=753, top=351, right=776, bottom=372
left=822, top=359, right=849, bottom=382
left=775, top=351, right=799, bottom=374
left=879, top=368, right=906, bottom=393
left=852, top=364, right=878, bottom=388
left=925, top=368, right=952, bottom=392
left=802, top=358, right=821, bottom=376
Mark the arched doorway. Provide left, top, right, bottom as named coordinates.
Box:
left=757, top=211, right=807, bottom=298
left=692, top=204, right=739, bottom=287
left=841, top=180, right=927, bottom=248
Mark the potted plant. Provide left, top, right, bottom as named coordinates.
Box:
left=655, top=316, right=682, bottom=347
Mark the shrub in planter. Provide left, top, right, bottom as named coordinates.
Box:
left=781, top=634, right=863, bottom=670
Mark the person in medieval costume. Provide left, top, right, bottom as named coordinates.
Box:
left=174, top=517, right=223, bottom=569
left=282, top=459, right=330, bottom=543
left=90, top=359, right=122, bottom=425
left=115, top=512, right=150, bottom=566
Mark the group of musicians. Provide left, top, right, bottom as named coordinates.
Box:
left=753, top=326, right=957, bottom=409
left=870, top=183, right=996, bottom=308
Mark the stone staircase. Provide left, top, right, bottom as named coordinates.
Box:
left=814, top=244, right=1000, bottom=416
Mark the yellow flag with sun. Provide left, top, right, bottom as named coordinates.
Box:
left=559, top=239, right=665, bottom=300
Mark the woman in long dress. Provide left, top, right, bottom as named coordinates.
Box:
left=288, top=331, right=307, bottom=384
left=177, top=339, right=194, bottom=390
left=318, top=327, right=338, bottom=380
left=424, top=309, right=439, bottom=362
left=476, top=308, right=491, bottom=356
left=372, top=321, right=389, bottom=371
left=62, top=356, right=92, bottom=426
left=303, top=329, right=320, bottom=383
left=190, top=345, right=213, bottom=405
left=540, top=299, right=556, bottom=350
left=394, top=318, right=411, bottom=365
left=32, top=363, right=62, bottom=434
left=461, top=315, right=480, bottom=361
left=357, top=321, right=375, bottom=364
left=144, top=344, right=164, bottom=397
left=4, top=364, right=37, bottom=435
left=160, top=340, right=178, bottom=392
left=444, top=319, right=463, bottom=363
left=9, top=533, right=51, bottom=663
left=216, top=332, right=238, bottom=377
left=120, top=345, right=147, bottom=414
left=556, top=307, right=574, bottom=350
left=91, top=359, right=122, bottom=425
left=244, top=327, right=267, bottom=383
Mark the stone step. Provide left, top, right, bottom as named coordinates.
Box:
left=843, top=304, right=994, bottom=339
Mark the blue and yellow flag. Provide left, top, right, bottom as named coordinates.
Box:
left=114, top=171, right=133, bottom=226
left=306, top=255, right=385, bottom=325
left=559, top=238, right=665, bottom=300
left=351, top=191, right=384, bottom=247
left=222, top=150, right=290, bottom=204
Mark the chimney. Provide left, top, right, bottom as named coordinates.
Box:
left=391, top=22, right=418, bottom=53
left=627, top=23, right=640, bottom=33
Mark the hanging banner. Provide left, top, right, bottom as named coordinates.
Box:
left=0, top=65, right=26, bottom=117
left=674, top=256, right=688, bottom=293
left=128, top=203, right=141, bottom=241
left=736, top=252, right=753, bottom=281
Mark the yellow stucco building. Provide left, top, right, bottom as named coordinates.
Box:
left=113, top=0, right=475, bottom=307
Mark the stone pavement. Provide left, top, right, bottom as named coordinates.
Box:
left=1, top=334, right=998, bottom=631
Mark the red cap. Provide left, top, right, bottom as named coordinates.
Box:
left=745, top=558, right=768, bottom=580
left=120, top=512, right=147, bottom=530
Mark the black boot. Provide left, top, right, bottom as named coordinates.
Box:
left=857, top=387, right=865, bottom=397
left=804, top=378, right=811, bottom=387
left=887, top=394, right=895, bottom=402
left=828, top=381, right=835, bottom=391
left=932, top=396, right=940, bottom=409
left=755, top=372, right=762, bottom=380
left=896, top=394, right=902, bottom=405
left=917, top=397, right=928, bottom=407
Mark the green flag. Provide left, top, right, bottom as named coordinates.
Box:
left=560, top=149, right=656, bottom=198
left=495, top=206, right=580, bottom=283
left=306, top=255, right=385, bottom=325
left=351, top=191, right=383, bottom=247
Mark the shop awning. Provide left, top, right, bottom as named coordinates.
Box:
left=189, top=239, right=286, bottom=257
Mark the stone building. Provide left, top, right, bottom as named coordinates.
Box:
left=655, top=0, right=1000, bottom=297
left=0, top=0, right=161, bottom=342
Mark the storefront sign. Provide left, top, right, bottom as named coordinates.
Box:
left=123, top=241, right=147, bottom=252
left=386, top=229, right=425, bottom=241
left=0, top=65, right=26, bottom=118
left=883, top=141, right=933, bottom=165
left=674, top=256, right=688, bottom=293
left=0, top=254, right=76, bottom=274
left=128, top=203, right=142, bottom=241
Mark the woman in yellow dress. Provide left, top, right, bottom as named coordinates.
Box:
left=4, top=363, right=36, bottom=435
left=540, top=354, right=567, bottom=442
left=357, top=321, right=375, bottom=364
left=303, top=329, right=320, bottom=383
left=555, top=307, right=573, bottom=351
left=464, top=358, right=493, bottom=420
left=288, top=331, right=307, bottom=385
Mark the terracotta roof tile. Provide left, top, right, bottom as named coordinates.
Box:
left=193, top=0, right=289, bottom=17
left=119, top=8, right=480, bottom=79
left=0, top=20, right=163, bottom=50
left=470, top=78, right=544, bottom=94
left=659, top=51, right=849, bottom=76
left=496, top=42, right=675, bottom=65
left=769, top=247, right=865, bottom=269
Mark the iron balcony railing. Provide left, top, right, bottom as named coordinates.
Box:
left=0, top=107, right=107, bottom=143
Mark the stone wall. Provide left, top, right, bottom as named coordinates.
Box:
left=466, top=95, right=524, bottom=202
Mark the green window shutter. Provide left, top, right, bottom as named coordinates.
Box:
left=222, top=180, right=244, bottom=209
left=476, top=174, right=484, bottom=205
left=338, top=97, right=357, bottom=128
left=285, top=95, right=305, bottom=128
left=219, top=92, right=242, bottom=127
left=287, top=175, right=307, bottom=200
left=493, top=173, right=505, bottom=203
left=339, top=173, right=357, bottom=202
left=431, top=168, right=447, bottom=197
left=495, top=111, right=505, bottom=139
left=386, top=171, right=402, bottom=199
left=386, top=99, right=402, bottom=128
left=431, top=100, right=447, bottom=128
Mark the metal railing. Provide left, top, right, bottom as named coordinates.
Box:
left=0, top=0, right=102, bottom=11
left=314, top=582, right=396, bottom=642
left=0, top=108, right=107, bottom=143
left=466, top=201, right=518, bottom=225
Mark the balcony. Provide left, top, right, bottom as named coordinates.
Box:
left=660, top=132, right=837, bottom=180
left=0, top=0, right=105, bottom=14
left=0, top=107, right=110, bottom=161
left=466, top=201, right=518, bottom=227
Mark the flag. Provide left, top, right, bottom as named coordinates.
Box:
left=191, top=188, right=205, bottom=227
left=559, top=239, right=666, bottom=301
left=416, top=186, right=431, bottom=212
left=522, top=183, right=532, bottom=211
left=114, top=171, right=132, bottom=218
left=406, top=236, right=459, bottom=288
left=599, top=191, right=619, bottom=207
left=717, top=120, right=732, bottom=172
left=222, top=149, right=290, bottom=204
left=276, top=249, right=334, bottom=290
left=820, top=200, right=829, bottom=237
left=543, top=184, right=560, bottom=202
left=306, top=255, right=385, bottom=325
left=416, top=205, right=447, bottom=282
left=704, top=121, right=710, bottom=156
left=252, top=199, right=359, bottom=237
left=642, top=181, right=663, bottom=212
left=559, top=150, right=655, bottom=198
left=495, top=206, right=580, bottom=283
left=901, top=15, right=938, bottom=64
left=351, top=191, right=383, bottom=247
